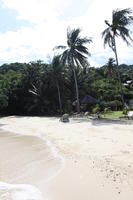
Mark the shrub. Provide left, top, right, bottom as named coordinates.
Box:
left=104, top=107, right=111, bottom=113
left=92, top=104, right=100, bottom=114
left=123, top=107, right=130, bottom=115
left=0, top=93, right=8, bottom=110
left=105, top=100, right=122, bottom=111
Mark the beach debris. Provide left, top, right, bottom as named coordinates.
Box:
left=60, top=113, right=69, bottom=122
left=110, top=170, right=114, bottom=173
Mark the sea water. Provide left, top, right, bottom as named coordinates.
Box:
left=0, top=132, right=64, bottom=200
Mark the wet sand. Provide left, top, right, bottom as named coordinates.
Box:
left=0, top=116, right=133, bottom=200
left=0, top=130, right=62, bottom=200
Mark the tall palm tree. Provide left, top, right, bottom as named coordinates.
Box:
left=102, top=8, right=133, bottom=107
left=55, top=27, right=92, bottom=113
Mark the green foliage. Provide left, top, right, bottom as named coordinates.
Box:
left=103, top=107, right=111, bottom=114
left=0, top=59, right=132, bottom=115
left=0, top=92, right=8, bottom=110
left=101, top=111, right=125, bottom=120
left=105, top=100, right=122, bottom=111
left=123, top=107, right=128, bottom=115
left=92, top=104, right=100, bottom=114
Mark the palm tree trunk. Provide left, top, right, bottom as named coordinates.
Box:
left=56, top=80, right=63, bottom=114
left=113, top=36, right=125, bottom=107
left=73, top=68, right=80, bottom=113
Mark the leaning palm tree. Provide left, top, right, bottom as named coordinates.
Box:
left=102, top=8, right=133, bottom=107
left=55, top=27, right=92, bottom=113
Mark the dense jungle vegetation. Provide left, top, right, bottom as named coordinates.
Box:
left=0, top=60, right=133, bottom=116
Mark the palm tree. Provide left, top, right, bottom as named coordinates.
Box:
left=102, top=8, right=133, bottom=107
left=51, top=55, right=63, bottom=114
left=55, top=27, right=92, bottom=113
left=29, top=83, right=48, bottom=114
left=104, top=58, right=116, bottom=84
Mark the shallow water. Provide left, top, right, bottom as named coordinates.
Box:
left=0, top=132, right=63, bottom=200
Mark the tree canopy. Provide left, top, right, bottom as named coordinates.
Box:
left=0, top=61, right=133, bottom=115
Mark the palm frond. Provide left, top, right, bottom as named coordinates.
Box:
left=60, top=49, right=69, bottom=66
left=76, top=45, right=91, bottom=57
left=113, top=8, right=133, bottom=26
left=31, top=83, right=37, bottom=92
left=67, top=28, right=81, bottom=47
left=117, top=26, right=133, bottom=45
left=29, top=84, right=40, bottom=96
left=102, top=8, right=133, bottom=48
left=29, top=90, right=39, bottom=96
left=55, top=27, right=91, bottom=71
left=53, top=45, right=67, bottom=50
left=52, top=55, right=61, bottom=65
left=76, top=37, right=92, bottom=46
left=112, top=8, right=133, bottom=38
left=102, top=27, right=113, bottom=48
left=105, top=20, right=111, bottom=27
left=74, top=51, right=89, bottom=67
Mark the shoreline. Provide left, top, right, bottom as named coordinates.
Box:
left=0, top=116, right=133, bottom=200
left=0, top=129, right=63, bottom=200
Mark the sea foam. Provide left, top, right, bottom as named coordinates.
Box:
left=0, top=182, right=45, bottom=200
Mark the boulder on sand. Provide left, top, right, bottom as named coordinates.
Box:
left=60, top=114, right=69, bottom=122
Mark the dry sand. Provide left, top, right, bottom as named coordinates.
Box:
left=0, top=116, right=133, bottom=200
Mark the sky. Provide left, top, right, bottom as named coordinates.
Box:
left=0, top=0, right=133, bottom=67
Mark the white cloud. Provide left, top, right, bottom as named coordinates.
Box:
left=0, top=0, right=133, bottom=66
left=2, top=0, right=62, bottom=23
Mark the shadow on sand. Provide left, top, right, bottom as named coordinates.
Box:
left=70, top=116, right=133, bottom=126
left=91, top=118, right=133, bottom=126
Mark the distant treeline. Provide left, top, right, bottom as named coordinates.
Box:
left=0, top=61, right=133, bottom=116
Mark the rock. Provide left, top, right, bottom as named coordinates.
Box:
left=60, top=113, right=69, bottom=122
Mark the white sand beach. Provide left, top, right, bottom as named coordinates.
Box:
left=0, top=116, right=133, bottom=200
